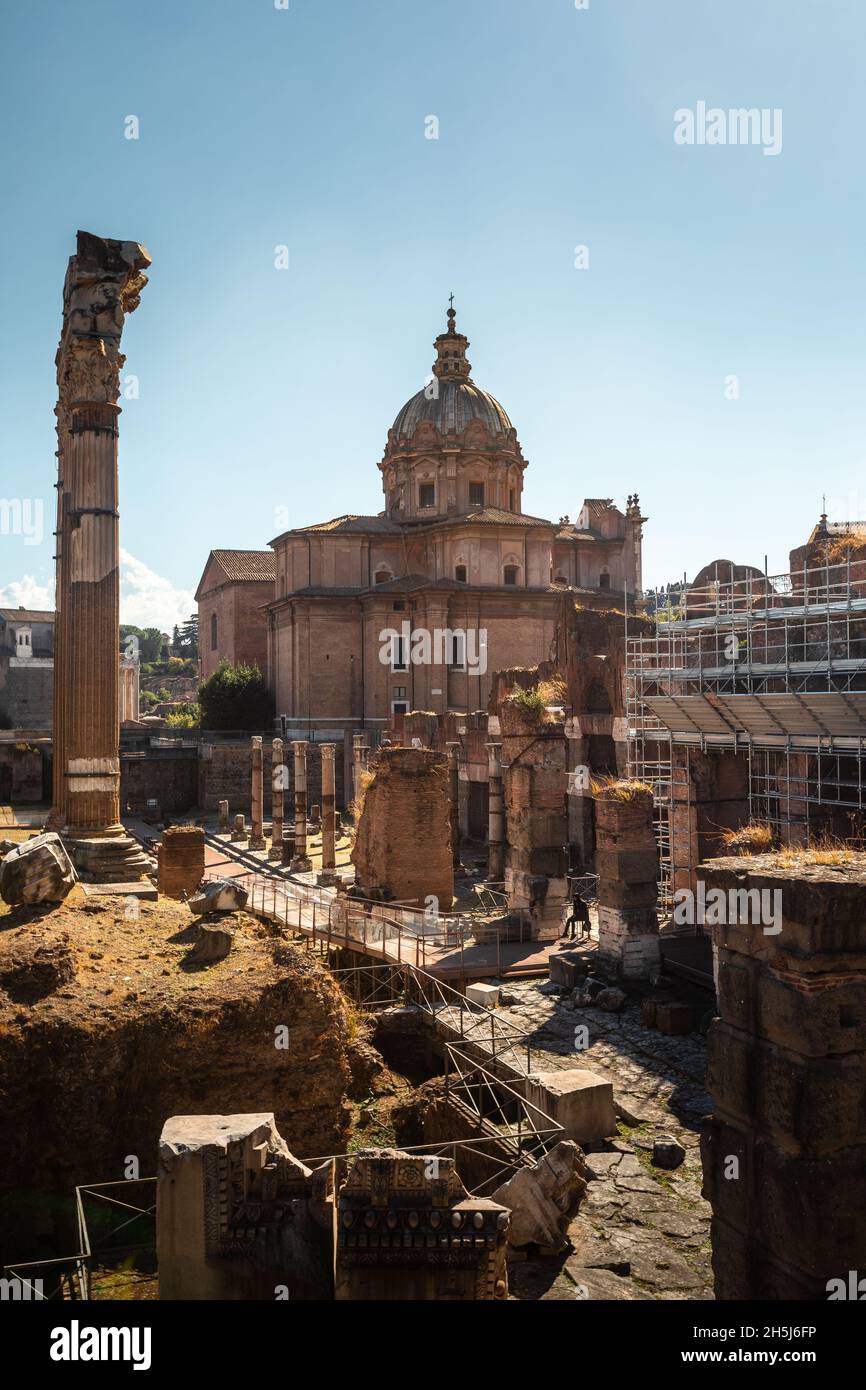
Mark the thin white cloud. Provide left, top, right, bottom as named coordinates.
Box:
left=0, top=554, right=194, bottom=633
left=0, top=575, right=53, bottom=610
left=119, top=549, right=196, bottom=633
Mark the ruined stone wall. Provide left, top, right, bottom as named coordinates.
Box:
left=197, top=739, right=344, bottom=816
left=0, top=661, right=54, bottom=730
left=121, top=748, right=199, bottom=815
left=593, top=784, right=660, bottom=980
left=700, top=854, right=866, bottom=1298
left=499, top=698, right=569, bottom=938
left=0, top=743, right=45, bottom=803
left=351, top=746, right=453, bottom=908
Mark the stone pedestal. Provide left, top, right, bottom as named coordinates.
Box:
left=231, top=814, right=246, bottom=843
left=699, top=855, right=866, bottom=1299
left=525, top=1070, right=615, bottom=1146
left=593, top=784, right=660, bottom=980
left=158, top=825, right=205, bottom=900
left=217, top=800, right=230, bottom=834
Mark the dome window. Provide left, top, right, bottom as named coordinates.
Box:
left=469, top=482, right=484, bottom=507
left=455, top=564, right=467, bottom=583
left=503, top=565, right=519, bottom=586
left=599, top=570, right=611, bottom=590
left=419, top=483, right=435, bottom=508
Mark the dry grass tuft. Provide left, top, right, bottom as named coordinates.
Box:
left=591, top=775, right=653, bottom=801
left=721, top=823, right=774, bottom=854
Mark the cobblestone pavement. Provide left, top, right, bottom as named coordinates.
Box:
left=501, top=981, right=715, bottom=1301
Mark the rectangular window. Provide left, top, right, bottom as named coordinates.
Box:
left=449, top=632, right=466, bottom=669
left=419, top=483, right=435, bottom=508
left=393, top=685, right=407, bottom=699
left=391, top=701, right=409, bottom=716
left=469, top=482, right=484, bottom=506
left=392, top=637, right=408, bottom=672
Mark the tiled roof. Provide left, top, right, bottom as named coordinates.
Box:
left=289, top=515, right=403, bottom=536
left=431, top=507, right=552, bottom=529
left=0, top=607, right=54, bottom=623
left=211, top=550, right=275, bottom=582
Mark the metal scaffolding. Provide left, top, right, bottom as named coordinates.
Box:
left=627, top=555, right=866, bottom=904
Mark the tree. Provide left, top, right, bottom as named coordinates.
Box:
left=178, top=613, right=199, bottom=661
left=198, top=661, right=274, bottom=731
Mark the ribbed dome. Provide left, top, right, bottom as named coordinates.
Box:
left=392, top=379, right=512, bottom=439
left=391, top=302, right=513, bottom=440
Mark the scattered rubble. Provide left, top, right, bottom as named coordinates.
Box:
left=0, top=831, right=78, bottom=905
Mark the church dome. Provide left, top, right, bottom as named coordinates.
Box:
left=391, top=304, right=513, bottom=440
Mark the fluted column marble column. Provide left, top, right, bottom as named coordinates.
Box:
left=318, top=743, right=337, bottom=885
left=487, top=742, right=504, bottom=881
left=290, top=740, right=312, bottom=872
left=249, top=736, right=265, bottom=850
left=50, top=231, right=155, bottom=882
left=269, top=737, right=285, bottom=860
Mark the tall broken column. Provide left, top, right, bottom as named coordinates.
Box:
left=700, top=854, right=866, bottom=1298
left=319, top=743, right=337, bottom=886
left=487, top=743, right=504, bottom=881
left=445, top=742, right=461, bottom=869
left=50, top=230, right=155, bottom=881
left=352, top=733, right=369, bottom=814
left=351, top=747, right=453, bottom=909
left=291, top=740, right=312, bottom=872
left=593, top=782, right=660, bottom=980
left=249, top=736, right=265, bottom=851
left=269, top=737, right=285, bottom=861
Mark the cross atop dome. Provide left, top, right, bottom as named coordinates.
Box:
left=432, top=297, right=472, bottom=382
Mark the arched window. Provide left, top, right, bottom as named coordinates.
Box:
left=210, top=613, right=218, bottom=650
left=599, top=570, right=611, bottom=590
left=455, top=564, right=467, bottom=583
left=503, top=565, right=519, bottom=586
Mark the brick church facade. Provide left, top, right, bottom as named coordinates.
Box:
left=265, top=305, right=646, bottom=734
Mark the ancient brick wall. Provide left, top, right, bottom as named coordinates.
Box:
left=197, top=738, right=345, bottom=815
left=121, top=749, right=199, bottom=815
left=351, top=746, right=453, bottom=908
left=158, top=825, right=205, bottom=898
left=700, top=854, right=866, bottom=1298
left=593, top=784, right=660, bottom=979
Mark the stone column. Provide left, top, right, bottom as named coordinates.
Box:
left=352, top=733, right=369, bottom=812
left=291, top=740, right=312, bottom=871
left=269, top=738, right=285, bottom=860
left=249, top=737, right=265, bottom=850
left=593, top=783, right=660, bottom=980
left=446, top=742, right=461, bottom=870
left=700, top=856, right=866, bottom=1298
left=318, top=743, right=337, bottom=885
left=51, top=231, right=155, bottom=882
left=487, top=743, right=504, bottom=881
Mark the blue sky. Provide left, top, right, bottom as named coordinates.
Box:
left=1, top=0, right=864, bottom=627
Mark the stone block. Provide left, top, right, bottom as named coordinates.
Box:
left=595, top=847, right=659, bottom=884
left=491, top=1140, right=585, bottom=1249
left=466, top=982, right=500, bottom=1009
left=185, top=924, right=233, bottom=965
left=549, top=951, right=587, bottom=990
left=525, top=1069, right=615, bottom=1145
left=188, top=878, right=249, bottom=914
left=0, top=832, right=78, bottom=905
left=655, top=1002, right=694, bottom=1035
left=595, top=877, right=658, bottom=909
